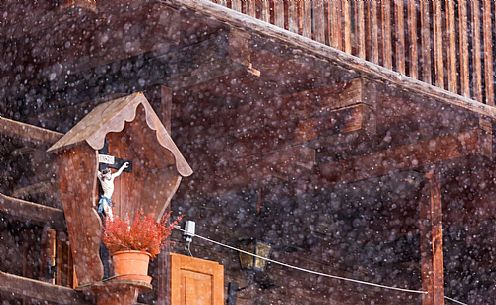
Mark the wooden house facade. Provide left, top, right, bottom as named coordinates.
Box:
left=0, top=1, right=495, bottom=305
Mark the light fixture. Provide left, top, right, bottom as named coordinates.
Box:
left=238, top=239, right=271, bottom=272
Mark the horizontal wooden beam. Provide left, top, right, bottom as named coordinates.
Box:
left=0, top=116, right=62, bottom=146
left=0, top=271, right=91, bottom=305
left=319, top=129, right=485, bottom=184
left=0, top=193, right=65, bottom=230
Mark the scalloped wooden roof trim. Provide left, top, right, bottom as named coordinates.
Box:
left=47, top=92, right=192, bottom=177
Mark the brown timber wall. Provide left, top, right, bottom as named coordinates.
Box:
left=211, top=0, right=496, bottom=106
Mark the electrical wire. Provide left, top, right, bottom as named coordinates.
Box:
left=174, top=226, right=468, bottom=305
left=444, top=296, right=468, bottom=305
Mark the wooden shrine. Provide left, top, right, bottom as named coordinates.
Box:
left=47, top=93, right=192, bottom=304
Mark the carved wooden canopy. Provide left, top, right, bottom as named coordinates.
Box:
left=48, top=93, right=192, bottom=286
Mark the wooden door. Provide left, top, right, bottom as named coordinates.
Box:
left=170, top=253, right=224, bottom=305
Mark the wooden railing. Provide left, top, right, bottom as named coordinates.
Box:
left=212, top=0, right=496, bottom=106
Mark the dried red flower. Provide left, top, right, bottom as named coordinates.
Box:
left=102, top=211, right=183, bottom=259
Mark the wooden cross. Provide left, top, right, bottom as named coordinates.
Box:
left=98, top=140, right=133, bottom=172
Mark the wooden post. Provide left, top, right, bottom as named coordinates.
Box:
left=419, top=169, right=445, bottom=305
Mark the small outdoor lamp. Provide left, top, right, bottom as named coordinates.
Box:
left=238, top=239, right=271, bottom=271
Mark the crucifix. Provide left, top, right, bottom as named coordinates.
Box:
left=96, top=140, right=133, bottom=221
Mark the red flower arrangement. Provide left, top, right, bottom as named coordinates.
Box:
left=102, top=211, right=183, bottom=258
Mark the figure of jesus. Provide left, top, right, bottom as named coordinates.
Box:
left=97, top=162, right=129, bottom=221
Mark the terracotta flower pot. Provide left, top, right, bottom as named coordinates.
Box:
left=112, top=250, right=152, bottom=284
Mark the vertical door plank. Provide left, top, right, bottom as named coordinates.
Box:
left=369, top=0, right=379, bottom=64
left=482, top=0, right=494, bottom=105
left=274, top=0, right=284, bottom=28
left=356, top=0, right=365, bottom=59
left=342, top=0, right=352, bottom=53
left=445, top=0, right=457, bottom=92
left=260, top=0, right=270, bottom=23
left=330, top=0, right=343, bottom=50
left=246, top=0, right=256, bottom=18
left=302, top=0, right=311, bottom=38
left=433, top=0, right=444, bottom=88
left=231, top=0, right=242, bottom=12
left=471, top=0, right=482, bottom=102
left=420, top=0, right=432, bottom=84
left=407, top=0, right=418, bottom=78
left=458, top=0, right=470, bottom=97
left=394, top=0, right=405, bottom=74
left=381, top=0, right=392, bottom=69
left=288, top=0, right=298, bottom=33
left=313, top=0, right=326, bottom=43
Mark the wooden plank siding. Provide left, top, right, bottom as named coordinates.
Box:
left=212, top=0, right=496, bottom=106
